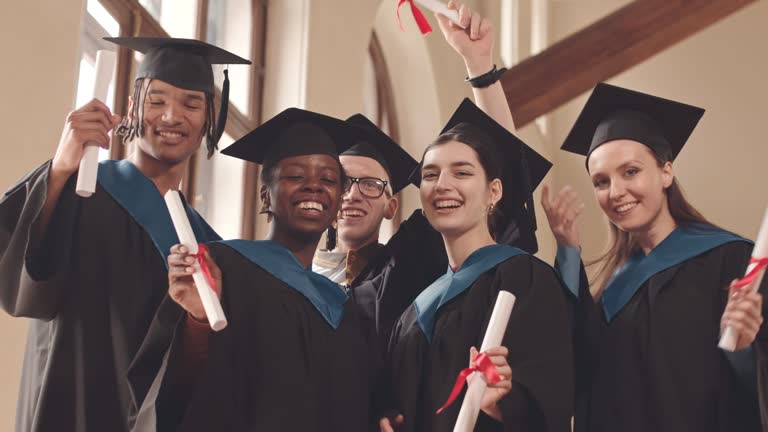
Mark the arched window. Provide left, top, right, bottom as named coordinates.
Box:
left=363, top=30, right=402, bottom=243
left=74, top=0, right=267, bottom=237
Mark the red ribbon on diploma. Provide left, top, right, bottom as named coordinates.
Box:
left=436, top=352, right=501, bottom=414
left=397, top=0, right=433, bottom=34
left=732, top=257, right=768, bottom=290
left=194, top=244, right=219, bottom=295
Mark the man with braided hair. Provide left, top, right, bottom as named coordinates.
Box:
left=0, top=37, right=249, bottom=432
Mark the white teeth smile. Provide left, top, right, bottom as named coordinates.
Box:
left=298, top=201, right=324, bottom=211
left=435, top=200, right=462, bottom=209
left=159, top=131, right=183, bottom=138
left=342, top=209, right=365, bottom=217
left=616, top=202, right=638, bottom=214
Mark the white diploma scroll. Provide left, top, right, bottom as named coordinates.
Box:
left=76, top=50, right=117, bottom=197
left=414, top=0, right=465, bottom=28
left=453, top=291, right=516, bottom=432
left=164, top=190, right=228, bottom=331
left=719, top=205, right=768, bottom=351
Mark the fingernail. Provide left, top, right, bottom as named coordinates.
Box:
left=180, top=246, right=188, bottom=253
left=187, top=267, right=194, bottom=273
left=185, top=257, right=194, bottom=264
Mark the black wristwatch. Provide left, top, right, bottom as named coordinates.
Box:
left=465, top=64, right=508, bottom=88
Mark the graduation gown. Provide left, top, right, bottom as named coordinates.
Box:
left=0, top=160, right=218, bottom=432
left=127, top=240, right=383, bottom=432
left=388, top=245, right=574, bottom=432
left=351, top=209, right=447, bottom=348
left=559, top=223, right=768, bottom=432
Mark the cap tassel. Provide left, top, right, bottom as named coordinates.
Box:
left=520, top=147, right=537, bottom=231
left=215, top=68, right=230, bottom=145
left=325, top=224, right=337, bottom=251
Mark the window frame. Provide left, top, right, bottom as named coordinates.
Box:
left=94, top=0, right=266, bottom=239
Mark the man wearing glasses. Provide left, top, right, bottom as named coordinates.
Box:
left=313, top=114, right=447, bottom=345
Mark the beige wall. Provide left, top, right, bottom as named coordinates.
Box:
left=0, top=0, right=86, bottom=428
left=544, top=1, right=768, bottom=262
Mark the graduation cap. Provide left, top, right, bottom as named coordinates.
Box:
left=104, top=37, right=251, bottom=146
left=221, top=108, right=364, bottom=165
left=342, top=114, right=419, bottom=194
left=223, top=108, right=366, bottom=251
left=561, top=83, right=705, bottom=166
left=416, top=98, right=552, bottom=252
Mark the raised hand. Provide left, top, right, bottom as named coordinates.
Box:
left=541, top=184, right=584, bottom=248
left=435, top=1, right=494, bottom=72
left=52, top=98, right=121, bottom=177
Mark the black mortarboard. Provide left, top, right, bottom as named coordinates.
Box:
left=414, top=98, right=552, bottom=252
left=221, top=108, right=362, bottom=165
left=104, top=37, right=251, bottom=145
left=342, top=114, right=419, bottom=194
left=561, top=83, right=705, bottom=166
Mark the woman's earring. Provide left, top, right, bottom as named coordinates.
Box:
left=488, top=202, right=496, bottom=215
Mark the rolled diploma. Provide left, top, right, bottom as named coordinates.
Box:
left=453, top=290, right=516, bottom=432
left=76, top=50, right=117, bottom=197
left=164, top=190, right=228, bottom=331
left=719, top=205, right=768, bottom=351
left=414, top=0, right=465, bottom=28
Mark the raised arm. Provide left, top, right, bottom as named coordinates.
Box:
left=435, top=1, right=515, bottom=133
left=37, top=99, right=120, bottom=243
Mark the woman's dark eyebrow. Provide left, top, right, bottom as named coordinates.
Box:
left=422, top=161, right=475, bottom=171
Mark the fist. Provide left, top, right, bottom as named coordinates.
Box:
left=52, top=98, right=121, bottom=176
left=167, top=243, right=223, bottom=322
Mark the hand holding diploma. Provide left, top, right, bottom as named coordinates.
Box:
left=52, top=100, right=120, bottom=185
left=436, top=291, right=516, bottom=431
left=469, top=346, right=513, bottom=421
left=435, top=1, right=495, bottom=75
left=168, top=244, right=223, bottom=323
left=719, top=206, right=768, bottom=351
left=75, top=50, right=117, bottom=197
left=397, top=0, right=464, bottom=35
left=165, top=191, right=228, bottom=331
left=414, top=0, right=463, bottom=28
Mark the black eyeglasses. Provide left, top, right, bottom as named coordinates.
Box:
left=343, top=177, right=389, bottom=198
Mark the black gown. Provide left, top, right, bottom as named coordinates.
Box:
left=566, top=237, right=768, bottom=432
left=388, top=252, right=575, bottom=432
left=0, top=160, right=217, bottom=432
left=351, top=210, right=448, bottom=348
left=127, top=240, right=383, bottom=432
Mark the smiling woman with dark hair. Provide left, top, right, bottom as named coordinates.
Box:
left=381, top=98, right=574, bottom=432
left=127, top=108, right=385, bottom=432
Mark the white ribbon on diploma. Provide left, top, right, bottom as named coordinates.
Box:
left=164, top=190, right=228, bottom=331
left=414, top=0, right=464, bottom=28
left=719, top=205, right=768, bottom=351
left=453, top=291, right=516, bottom=432
left=76, top=50, right=117, bottom=197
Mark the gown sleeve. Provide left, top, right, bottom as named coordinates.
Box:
left=0, top=161, right=78, bottom=319
left=374, top=210, right=447, bottom=343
